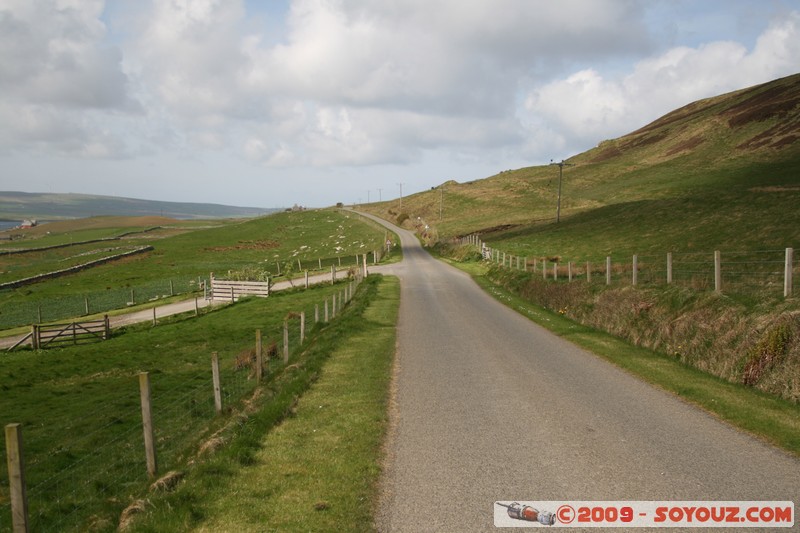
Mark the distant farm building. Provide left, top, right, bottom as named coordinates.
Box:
left=20, top=219, right=37, bottom=228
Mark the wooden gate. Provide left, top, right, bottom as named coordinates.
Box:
left=30, top=316, right=111, bottom=349
left=210, top=273, right=270, bottom=301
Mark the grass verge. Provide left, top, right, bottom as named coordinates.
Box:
left=126, top=275, right=399, bottom=532
left=445, top=259, right=800, bottom=456
left=0, top=275, right=374, bottom=532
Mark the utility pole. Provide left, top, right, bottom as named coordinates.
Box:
left=397, top=183, right=404, bottom=210
left=550, top=159, right=574, bottom=223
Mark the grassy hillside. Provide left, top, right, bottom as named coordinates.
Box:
left=362, top=73, right=800, bottom=254
left=403, top=73, right=800, bottom=404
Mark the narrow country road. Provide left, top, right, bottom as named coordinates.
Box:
left=360, top=212, right=799, bottom=532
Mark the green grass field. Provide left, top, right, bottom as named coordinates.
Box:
left=127, top=275, right=399, bottom=532
left=0, top=273, right=379, bottom=532
left=0, top=209, right=396, bottom=330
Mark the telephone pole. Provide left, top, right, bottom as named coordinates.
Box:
left=550, top=159, right=574, bottom=223
left=397, top=183, right=404, bottom=210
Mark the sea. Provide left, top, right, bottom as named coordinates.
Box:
left=0, top=220, right=21, bottom=231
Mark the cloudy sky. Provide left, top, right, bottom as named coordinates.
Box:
left=1, top=0, right=799, bottom=208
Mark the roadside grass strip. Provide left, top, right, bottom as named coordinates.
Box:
left=128, top=276, right=399, bottom=532
left=470, top=275, right=800, bottom=457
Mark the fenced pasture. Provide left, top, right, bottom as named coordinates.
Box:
left=0, top=277, right=201, bottom=330
left=0, top=243, right=155, bottom=286
left=465, top=234, right=798, bottom=299
left=1, top=273, right=368, bottom=532
left=0, top=209, right=393, bottom=332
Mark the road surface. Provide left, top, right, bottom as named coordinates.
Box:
left=360, top=212, right=799, bottom=532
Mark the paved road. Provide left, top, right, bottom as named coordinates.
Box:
left=360, top=212, right=799, bottom=532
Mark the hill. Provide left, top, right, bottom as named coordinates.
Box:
left=0, top=191, right=279, bottom=222
left=363, top=72, right=800, bottom=253
left=368, top=73, right=800, bottom=405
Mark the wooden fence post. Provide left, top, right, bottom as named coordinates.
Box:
left=553, top=262, right=558, bottom=281
left=195, top=297, right=199, bottom=316
left=714, top=250, right=722, bottom=293
left=104, top=315, right=110, bottom=340
left=305, top=270, right=309, bottom=289
left=586, top=261, right=591, bottom=283
left=230, top=286, right=235, bottom=303
left=523, top=257, right=528, bottom=271
left=363, top=253, right=368, bottom=278
left=283, top=321, right=289, bottom=363
left=169, top=280, right=174, bottom=296
left=5, top=423, right=29, bottom=533
left=667, top=252, right=673, bottom=284
left=632, top=255, right=638, bottom=286
left=211, top=352, right=222, bottom=415
left=606, top=256, right=612, bottom=285
left=131, top=289, right=135, bottom=305
left=300, top=312, right=306, bottom=345
left=785, top=248, right=793, bottom=298
left=256, top=329, right=263, bottom=383
left=325, top=299, right=329, bottom=322
left=84, top=296, right=89, bottom=316
left=31, top=325, right=39, bottom=350
left=331, top=265, right=336, bottom=284
left=315, top=303, right=319, bottom=323
left=332, top=294, right=337, bottom=318
left=152, top=306, right=157, bottom=326
left=138, top=372, right=158, bottom=479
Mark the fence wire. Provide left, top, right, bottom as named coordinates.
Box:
left=477, top=239, right=796, bottom=299
left=1, top=273, right=365, bottom=532
left=0, top=277, right=204, bottom=330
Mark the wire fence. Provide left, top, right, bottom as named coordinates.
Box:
left=0, top=248, right=394, bottom=332
left=1, top=273, right=366, bottom=532
left=226, top=248, right=389, bottom=280
left=462, top=234, right=797, bottom=299
left=0, top=277, right=205, bottom=330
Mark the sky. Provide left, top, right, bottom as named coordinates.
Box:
left=1, top=0, right=799, bottom=209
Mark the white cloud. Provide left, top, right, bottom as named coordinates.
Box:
left=124, top=0, right=652, bottom=165
left=1, top=1, right=799, bottom=206
left=523, top=11, right=800, bottom=155
left=0, top=0, right=138, bottom=157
